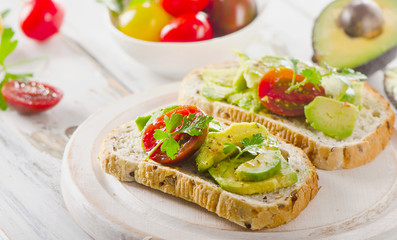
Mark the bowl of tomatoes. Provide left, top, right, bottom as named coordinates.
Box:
left=106, top=0, right=267, bottom=78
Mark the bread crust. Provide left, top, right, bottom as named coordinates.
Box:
left=178, top=62, right=395, bottom=170
left=98, top=121, right=319, bottom=230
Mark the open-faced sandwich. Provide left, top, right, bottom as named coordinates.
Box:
left=99, top=105, right=319, bottom=230
left=179, top=54, right=395, bottom=170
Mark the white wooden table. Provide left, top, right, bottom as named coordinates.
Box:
left=1, top=0, right=396, bottom=239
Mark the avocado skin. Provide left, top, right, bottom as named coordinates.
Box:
left=313, top=45, right=397, bottom=76
left=354, top=46, right=397, bottom=75
left=312, top=0, right=397, bottom=76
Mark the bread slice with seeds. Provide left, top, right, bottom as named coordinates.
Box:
left=98, top=120, right=319, bottom=230
left=178, top=61, right=395, bottom=170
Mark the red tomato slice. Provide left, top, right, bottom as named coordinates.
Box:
left=160, top=0, right=210, bottom=16
left=142, top=105, right=208, bottom=164
left=160, top=12, right=213, bottom=42
left=1, top=80, right=63, bottom=114
left=258, top=68, right=325, bottom=117
left=20, top=0, right=64, bottom=41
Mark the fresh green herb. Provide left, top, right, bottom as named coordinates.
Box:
left=286, top=67, right=323, bottom=93
left=222, top=133, right=268, bottom=176
left=321, top=62, right=367, bottom=86
left=96, top=0, right=124, bottom=14
left=0, top=27, right=35, bottom=110
left=1, top=9, right=10, bottom=19
left=290, top=58, right=299, bottom=87
left=146, top=113, right=213, bottom=160
left=0, top=28, right=18, bottom=66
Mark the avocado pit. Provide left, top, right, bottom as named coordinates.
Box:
left=338, top=0, right=384, bottom=39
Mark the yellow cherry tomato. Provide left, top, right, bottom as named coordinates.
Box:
left=0, top=16, right=3, bottom=35
left=118, top=1, right=172, bottom=42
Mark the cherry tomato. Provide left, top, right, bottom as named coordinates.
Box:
left=207, top=0, right=257, bottom=36
left=142, top=105, right=208, bottom=164
left=0, top=15, right=3, bottom=35
left=160, top=0, right=210, bottom=17
left=160, top=12, right=213, bottom=42
left=1, top=80, right=63, bottom=114
left=118, top=1, right=172, bottom=42
left=20, top=0, right=64, bottom=41
left=258, top=68, right=325, bottom=117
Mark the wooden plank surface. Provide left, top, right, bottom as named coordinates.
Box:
left=0, top=0, right=396, bottom=239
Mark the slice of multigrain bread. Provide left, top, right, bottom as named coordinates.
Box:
left=178, top=61, right=395, bottom=170
left=98, top=121, right=319, bottom=230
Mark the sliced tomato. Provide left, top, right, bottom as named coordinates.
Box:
left=1, top=80, right=63, bottom=114
left=142, top=105, right=208, bottom=164
left=160, top=12, right=213, bottom=42
left=258, top=68, right=325, bottom=116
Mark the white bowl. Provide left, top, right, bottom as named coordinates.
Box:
left=106, top=0, right=267, bottom=78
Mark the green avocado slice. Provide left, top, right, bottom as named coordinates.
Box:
left=304, top=96, right=359, bottom=139
left=208, top=159, right=297, bottom=195
left=195, top=123, right=275, bottom=172
left=235, top=151, right=282, bottom=182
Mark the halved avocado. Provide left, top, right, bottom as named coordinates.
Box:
left=312, top=0, right=397, bottom=75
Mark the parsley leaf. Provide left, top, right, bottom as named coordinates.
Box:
left=1, top=9, right=10, bottom=19
left=164, top=114, right=183, bottom=134
left=174, top=113, right=213, bottom=136
left=221, top=133, right=268, bottom=176
left=286, top=67, right=322, bottom=93
left=290, top=58, right=299, bottom=86
left=0, top=28, right=18, bottom=66
left=223, top=143, right=241, bottom=155
left=147, top=113, right=213, bottom=160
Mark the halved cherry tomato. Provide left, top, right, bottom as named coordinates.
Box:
left=1, top=80, right=63, bottom=114
left=160, top=12, right=213, bottom=42
left=20, top=0, right=64, bottom=41
left=142, top=105, right=208, bottom=164
left=258, top=68, right=325, bottom=116
left=160, top=0, right=210, bottom=17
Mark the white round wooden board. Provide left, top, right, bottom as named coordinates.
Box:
left=62, top=82, right=397, bottom=240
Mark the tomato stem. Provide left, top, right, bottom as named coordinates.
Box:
left=5, top=56, right=49, bottom=69
left=221, top=151, right=243, bottom=177
left=145, top=139, right=164, bottom=161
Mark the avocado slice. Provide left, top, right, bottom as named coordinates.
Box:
left=304, top=96, right=359, bottom=139
left=235, top=151, right=282, bottom=182
left=195, top=123, right=274, bottom=172
left=201, top=67, right=238, bottom=87
left=208, top=158, right=297, bottom=195
left=384, top=67, right=397, bottom=109
left=312, top=0, right=397, bottom=75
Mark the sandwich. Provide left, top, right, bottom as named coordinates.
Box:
left=178, top=54, right=395, bottom=170
left=98, top=105, right=319, bottom=230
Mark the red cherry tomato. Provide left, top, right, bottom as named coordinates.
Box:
left=20, top=0, right=64, bottom=41
left=258, top=68, right=325, bottom=116
left=160, top=0, right=210, bottom=16
left=160, top=12, right=213, bottom=42
left=142, top=105, right=208, bottom=164
left=1, top=80, right=63, bottom=114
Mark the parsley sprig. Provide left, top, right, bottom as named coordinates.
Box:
left=221, top=133, right=268, bottom=176
left=146, top=113, right=213, bottom=160
left=285, top=58, right=367, bottom=94
left=0, top=14, right=42, bottom=110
